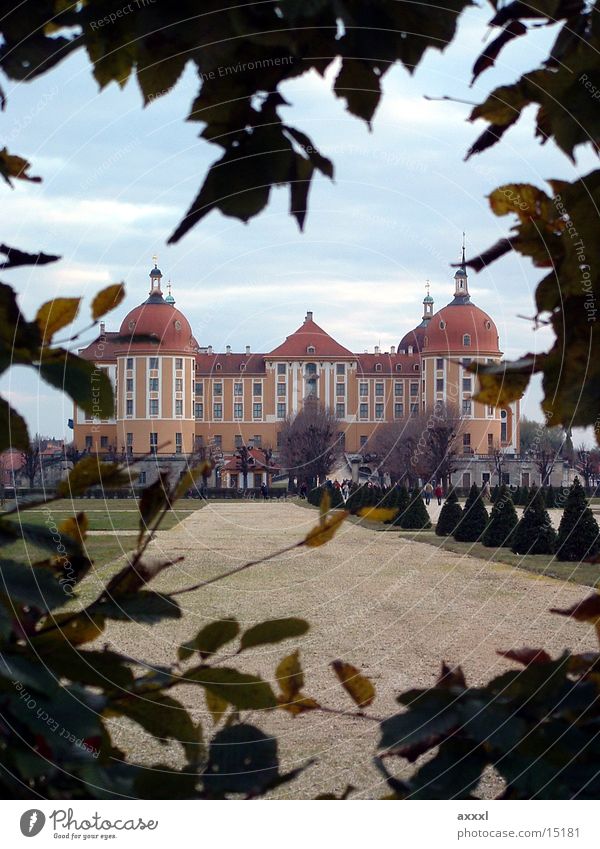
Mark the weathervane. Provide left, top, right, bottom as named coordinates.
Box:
left=425, top=279, right=431, bottom=296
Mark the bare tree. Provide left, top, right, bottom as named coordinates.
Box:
left=531, top=432, right=562, bottom=485
left=19, top=436, right=43, bottom=488
left=373, top=403, right=460, bottom=489
left=492, top=444, right=505, bottom=486
left=575, top=444, right=596, bottom=490
left=278, top=399, right=342, bottom=490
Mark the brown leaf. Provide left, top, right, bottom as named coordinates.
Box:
left=551, top=593, right=600, bottom=624
left=276, top=650, right=304, bottom=701
left=91, top=283, right=125, bottom=320
left=36, top=297, right=81, bottom=339
left=357, top=507, right=399, bottom=523
left=331, top=660, right=375, bottom=707
left=497, top=647, right=552, bottom=666
left=303, top=510, right=348, bottom=548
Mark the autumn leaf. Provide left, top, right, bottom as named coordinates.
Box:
left=0, top=147, right=41, bottom=187
left=91, top=284, right=125, bottom=320
left=58, top=512, right=89, bottom=548
left=331, top=660, right=375, bottom=708
left=497, top=648, right=552, bottom=666
left=357, top=507, right=399, bottom=523
left=276, top=650, right=304, bottom=701
left=36, top=298, right=81, bottom=339
left=303, top=510, right=348, bottom=548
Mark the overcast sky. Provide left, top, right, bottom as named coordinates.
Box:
left=1, top=4, right=594, bottom=442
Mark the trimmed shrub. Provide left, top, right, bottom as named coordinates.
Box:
left=491, top=485, right=500, bottom=504
left=482, top=485, right=518, bottom=548
left=454, top=483, right=488, bottom=542
left=435, top=488, right=463, bottom=536
left=545, top=484, right=556, bottom=508
left=512, top=486, right=521, bottom=506
left=401, top=487, right=431, bottom=530
left=556, top=477, right=600, bottom=562
left=511, top=488, right=557, bottom=555
left=387, top=485, right=410, bottom=525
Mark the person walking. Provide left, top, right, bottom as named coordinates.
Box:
left=424, top=481, right=433, bottom=505
left=260, top=481, right=269, bottom=500
left=434, top=483, right=443, bottom=505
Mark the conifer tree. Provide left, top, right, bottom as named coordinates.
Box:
left=435, top=487, right=463, bottom=536
left=454, top=483, right=489, bottom=542
left=389, top=485, right=410, bottom=525
left=491, top=484, right=500, bottom=504
left=482, top=485, right=518, bottom=548
left=401, top=487, right=431, bottom=530
left=512, top=486, right=521, bottom=506
left=545, top=484, right=556, bottom=508
left=511, top=487, right=557, bottom=555
left=556, top=477, right=600, bottom=562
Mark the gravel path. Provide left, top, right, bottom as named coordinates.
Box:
left=103, top=501, right=597, bottom=799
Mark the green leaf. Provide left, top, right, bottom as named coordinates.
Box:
left=45, top=647, right=135, bottom=691
left=334, top=58, right=382, bottom=124
left=39, top=348, right=114, bottom=418
left=57, top=456, right=132, bottom=498
left=0, top=559, right=69, bottom=610
left=240, top=617, right=309, bottom=652
left=179, top=618, right=240, bottom=661
left=203, top=723, right=278, bottom=797
left=107, top=693, right=204, bottom=764
left=95, top=591, right=181, bottom=624
left=182, top=666, right=277, bottom=711
left=0, top=397, right=29, bottom=451
left=0, top=519, right=81, bottom=555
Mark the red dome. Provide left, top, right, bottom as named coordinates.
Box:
left=423, top=302, right=501, bottom=355
left=399, top=325, right=426, bottom=353
left=118, top=293, right=198, bottom=353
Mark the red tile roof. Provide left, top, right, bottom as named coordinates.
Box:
left=195, top=353, right=266, bottom=375
left=268, top=317, right=354, bottom=358
left=221, top=448, right=281, bottom=472
left=356, top=353, right=419, bottom=375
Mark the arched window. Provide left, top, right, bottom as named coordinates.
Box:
left=375, top=363, right=382, bottom=372
left=240, top=363, right=246, bottom=371
left=395, top=364, right=402, bottom=372
left=215, top=363, right=222, bottom=370
left=307, top=345, right=315, bottom=354
left=413, top=363, right=419, bottom=372
left=439, top=320, right=446, bottom=330
left=463, top=334, right=471, bottom=347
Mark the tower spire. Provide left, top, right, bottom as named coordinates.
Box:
left=165, top=279, right=175, bottom=305
left=422, top=279, right=434, bottom=321
left=149, top=254, right=163, bottom=296
left=453, top=234, right=470, bottom=302
left=461, top=231, right=466, bottom=266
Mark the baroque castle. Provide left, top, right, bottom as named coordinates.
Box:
left=74, top=250, right=520, bottom=488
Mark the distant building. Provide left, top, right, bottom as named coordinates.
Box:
left=73, top=249, right=521, bottom=487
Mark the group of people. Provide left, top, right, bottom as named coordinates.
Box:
left=422, top=482, right=445, bottom=506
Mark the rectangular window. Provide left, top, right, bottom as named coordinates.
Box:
left=195, top=402, right=203, bottom=419
left=149, top=357, right=159, bottom=370
left=463, top=433, right=471, bottom=450
left=126, top=378, right=133, bottom=392
left=360, top=435, right=368, bottom=447
left=149, top=378, right=159, bottom=392
left=359, top=383, right=368, bottom=396
left=462, top=472, right=471, bottom=489
left=394, top=403, right=404, bottom=418
left=487, top=405, right=494, bottom=417
left=213, top=435, right=222, bottom=448
left=276, top=431, right=283, bottom=448
left=195, top=382, right=203, bottom=395
left=234, top=402, right=243, bottom=419
left=336, top=382, right=345, bottom=397
left=501, top=472, right=510, bottom=485
left=126, top=357, right=133, bottom=370
left=462, top=377, right=472, bottom=392
left=175, top=358, right=183, bottom=370
left=410, top=383, right=418, bottom=396
left=436, top=358, right=444, bottom=370
left=336, top=363, right=345, bottom=375
left=213, top=382, right=222, bottom=396
left=436, top=378, right=444, bottom=392
left=336, top=403, right=345, bottom=419
left=394, top=382, right=403, bottom=396
left=175, top=432, right=182, bottom=454
left=337, top=431, right=346, bottom=450
left=100, top=435, right=108, bottom=448
left=126, top=432, right=133, bottom=445
left=375, top=382, right=384, bottom=396
left=410, top=403, right=418, bottom=416
left=176, top=378, right=183, bottom=392
left=277, top=383, right=286, bottom=396
left=277, top=363, right=286, bottom=375
left=462, top=400, right=472, bottom=416
left=360, top=403, right=368, bottom=419
left=234, top=383, right=243, bottom=396
left=138, top=471, right=146, bottom=484
left=253, top=434, right=262, bottom=447
left=149, top=399, right=159, bottom=416
left=375, top=403, right=384, bottom=420
left=253, top=403, right=262, bottom=419
left=277, top=402, right=286, bottom=419
left=501, top=421, right=507, bottom=442
left=253, top=382, right=262, bottom=397
left=234, top=434, right=243, bottom=449
left=175, top=399, right=183, bottom=416
left=126, top=399, right=133, bottom=416
left=85, top=435, right=93, bottom=448
left=150, top=432, right=158, bottom=447
left=213, top=403, right=222, bottom=419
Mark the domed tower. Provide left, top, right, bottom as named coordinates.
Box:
left=398, top=282, right=435, bottom=354
left=420, top=239, right=518, bottom=455
left=114, top=260, right=198, bottom=458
